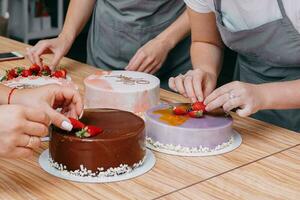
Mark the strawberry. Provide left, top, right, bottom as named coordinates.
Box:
left=29, top=64, right=41, bottom=75
left=68, top=117, right=85, bottom=129
left=7, top=69, right=18, bottom=78
left=191, top=101, right=206, bottom=112
left=170, top=105, right=188, bottom=115
left=52, top=70, right=66, bottom=79
left=16, top=67, right=25, bottom=75
left=75, top=125, right=103, bottom=138
left=21, top=69, right=32, bottom=77
left=42, top=65, right=52, bottom=76
left=188, top=110, right=204, bottom=118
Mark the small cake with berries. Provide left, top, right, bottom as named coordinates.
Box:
left=1, top=65, right=76, bottom=89
left=49, top=108, right=146, bottom=177
left=145, top=102, right=234, bottom=153
left=84, top=71, right=160, bottom=114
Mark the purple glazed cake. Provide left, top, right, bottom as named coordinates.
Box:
left=145, top=104, right=234, bottom=153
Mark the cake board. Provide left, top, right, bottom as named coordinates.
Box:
left=146, top=130, right=242, bottom=157
left=39, top=149, right=156, bottom=183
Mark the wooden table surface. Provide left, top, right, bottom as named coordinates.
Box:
left=0, top=37, right=299, bottom=200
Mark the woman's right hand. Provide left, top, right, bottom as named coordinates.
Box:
left=0, top=105, right=50, bottom=158
left=168, top=69, right=218, bottom=102
left=26, top=34, right=73, bottom=69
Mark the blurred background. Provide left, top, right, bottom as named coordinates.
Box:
left=0, top=0, right=236, bottom=86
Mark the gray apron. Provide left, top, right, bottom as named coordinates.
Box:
left=87, top=0, right=191, bottom=89
left=214, top=0, right=300, bottom=132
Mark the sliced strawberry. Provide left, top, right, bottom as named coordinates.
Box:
left=60, top=69, right=67, bottom=78
left=29, top=64, right=41, bottom=75
left=42, top=65, right=52, bottom=76
left=16, top=67, right=25, bottom=75
left=21, top=69, right=32, bottom=77
left=68, top=117, right=85, bottom=129
left=52, top=70, right=66, bottom=78
left=170, top=105, right=188, bottom=115
left=188, top=110, right=204, bottom=118
left=8, top=69, right=18, bottom=78
left=191, top=101, right=206, bottom=112
left=75, top=125, right=103, bottom=138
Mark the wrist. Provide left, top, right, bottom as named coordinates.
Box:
left=155, top=35, right=176, bottom=51
left=59, top=31, right=76, bottom=46
left=256, top=84, right=271, bottom=110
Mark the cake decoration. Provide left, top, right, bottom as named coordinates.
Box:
left=68, top=117, right=103, bottom=138
left=146, top=104, right=236, bottom=155
left=1, top=64, right=67, bottom=81
left=84, top=71, right=160, bottom=113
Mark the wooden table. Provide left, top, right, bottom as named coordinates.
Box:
left=0, top=36, right=299, bottom=200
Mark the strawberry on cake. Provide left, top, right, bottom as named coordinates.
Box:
left=84, top=70, right=160, bottom=114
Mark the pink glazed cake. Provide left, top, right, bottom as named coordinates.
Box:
left=145, top=104, right=234, bottom=153
left=84, top=71, right=160, bottom=114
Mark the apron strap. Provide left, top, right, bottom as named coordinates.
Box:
left=213, top=0, right=221, bottom=13
left=276, top=0, right=287, bottom=17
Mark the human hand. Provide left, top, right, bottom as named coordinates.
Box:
left=168, top=69, right=218, bottom=102
left=204, top=81, right=265, bottom=117
left=126, top=38, right=172, bottom=74
left=0, top=105, right=50, bottom=158
left=26, top=34, right=73, bottom=69
left=12, top=84, right=83, bottom=131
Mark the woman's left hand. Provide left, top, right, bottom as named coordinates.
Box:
left=12, top=84, right=83, bottom=130
left=204, top=81, right=265, bottom=117
left=125, top=37, right=172, bottom=74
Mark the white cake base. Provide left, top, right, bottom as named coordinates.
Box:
left=39, top=149, right=156, bottom=183
left=146, top=131, right=242, bottom=157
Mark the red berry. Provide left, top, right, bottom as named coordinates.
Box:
left=8, top=69, right=18, bottom=78
left=68, top=117, right=85, bottom=129
left=42, top=65, right=52, bottom=76
left=52, top=70, right=66, bottom=78
left=75, top=125, right=103, bottom=138
left=188, top=110, right=204, bottom=118
left=171, top=105, right=188, bottom=115
left=191, top=101, right=206, bottom=112
left=29, top=64, right=41, bottom=75
left=21, top=69, right=32, bottom=77
left=60, top=69, right=67, bottom=78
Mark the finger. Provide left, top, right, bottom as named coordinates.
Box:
left=204, top=83, right=233, bottom=105
left=23, top=121, right=48, bottom=137
left=9, top=147, right=33, bottom=158
left=192, top=72, right=204, bottom=102
left=205, top=93, right=230, bottom=112
left=46, top=106, right=72, bottom=131
left=223, top=97, right=242, bottom=112
left=24, top=108, right=51, bottom=126
left=174, top=75, right=187, bottom=97
left=147, top=61, right=162, bottom=74
left=184, top=75, right=197, bottom=102
left=55, top=86, right=83, bottom=117
left=137, top=57, right=155, bottom=72
left=50, top=52, right=62, bottom=68
left=236, top=106, right=252, bottom=117
left=24, top=136, right=41, bottom=149
left=126, top=51, right=146, bottom=71
left=26, top=47, right=35, bottom=64
left=168, top=77, right=177, bottom=92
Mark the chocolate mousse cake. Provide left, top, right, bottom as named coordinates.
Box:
left=49, top=108, right=146, bottom=177
left=145, top=104, right=234, bottom=153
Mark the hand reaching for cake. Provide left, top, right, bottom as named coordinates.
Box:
left=0, top=105, right=50, bottom=158
left=204, top=81, right=265, bottom=117
left=168, top=69, right=217, bottom=102
left=126, top=37, right=171, bottom=74
left=11, top=84, right=83, bottom=131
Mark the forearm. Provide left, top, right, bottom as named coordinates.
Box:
left=0, top=84, right=12, bottom=105
left=155, top=9, right=190, bottom=50
left=191, top=42, right=223, bottom=76
left=259, top=80, right=300, bottom=110
left=59, top=0, right=96, bottom=43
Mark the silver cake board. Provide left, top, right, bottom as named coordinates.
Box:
left=39, top=149, right=155, bottom=183
left=146, top=131, right=242, bottom=157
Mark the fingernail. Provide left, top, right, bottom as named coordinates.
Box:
left=191, top=97, right=197, bottom=103
left=61, top=121, right=73, bottom=131
left=79, top=110, right=84, bottom=119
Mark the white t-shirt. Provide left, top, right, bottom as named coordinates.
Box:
left=184, top=0, right=300, bottom=33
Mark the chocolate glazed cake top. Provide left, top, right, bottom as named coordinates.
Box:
left=50, top=109, right=146, bottom=172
